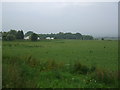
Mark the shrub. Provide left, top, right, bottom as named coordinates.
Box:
left=2, top=64, right=22, bottom=88
left=30, top=33, right=38, bottom=41
left=101, top=38, right=104, bottom=40
left=24, top=55, right=40, bottom=67
left=90, top=65, right=97, bottom=72
left=92, top=69, right=118, bottom=87
left=46, top=60, right=58, bottom=70
left=3, top=55, right=39, bottom=88
left=6, top=34, right=16, bottom=41
left=80, top=65, right=90, bottom=74
left=72, top=61, right=90, bottom=75
left=72, top=61, right=82, bottom=73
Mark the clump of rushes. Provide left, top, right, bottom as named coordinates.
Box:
left=72, top=61, right=90, bottom=75
left=46, top=60, right=58, bottom=70
left=90, top=65, right=97, bottom=72
left=25, top=55, right=40, bottom=67
left=92, top=69, right=118, bottom=87
left=3, top=64, right=22, bottom=88
left=3, top=55, right=118, bottom=88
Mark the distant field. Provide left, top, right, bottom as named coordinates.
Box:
left=3, top=40, right=118, bottom=70
left=2, top=40, right=118, bottom=88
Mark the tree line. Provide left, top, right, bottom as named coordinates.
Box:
left=26, top=31, right=94, bottom=40
left=2, top=30, right=24, bottom=41
left=1, top=30, right=94, bottom=41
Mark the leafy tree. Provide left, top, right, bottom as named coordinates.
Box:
left=9, top=30, right=17, bottom=36
left=75, top=33, right=82, bottom=39
left=2, top=32, right=8, bottom=41
left=25, top=31, right=34, bottom=37
left=2, top=30, right=17, bottom=41
left=82, top=35, right=93, bottom=40
left=6, top=30, right=17, bottom=40
left=6, top=34, right=16, bottom=41
left=38, top=32, right=93, bottom=40
left=101, top=38, right=104, bottom=40
left=20, top=30, right=24, bottom=39
left=30, top=33, right=38, bottom=41
left=16, top=30, right=24, bottom=39
left=2, top=30, right=24, bottom=41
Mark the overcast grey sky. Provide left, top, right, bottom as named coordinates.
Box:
left=2, top=2, right=118, bottom=37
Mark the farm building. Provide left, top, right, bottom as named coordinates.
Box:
left=46, top=37, right=51, bottom=40
left=24, top=36, right=40, bottom=40
left=51, top=37, right=54, bottom=40
left=38, top=37, right=40, bottom=40
left=24, top=36, right=30, bottom=40
left=46, top=37, right=54, bottom=40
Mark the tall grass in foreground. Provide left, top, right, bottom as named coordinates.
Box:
left=2, top=55, right=118, bottom=88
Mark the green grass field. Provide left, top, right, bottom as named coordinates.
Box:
left=2, top=40, right=118, bottom=88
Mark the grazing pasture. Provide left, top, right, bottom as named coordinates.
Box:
left=2, top=40, right=118, bottom=88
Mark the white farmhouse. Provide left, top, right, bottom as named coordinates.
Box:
left=51, top=37, right=54, bottom=40
left=24, top=36, right=30, bottom=40
left=46, top=37, right=54, bottom=40
left=38, top=37, right=40, bottom=40
left=46, top=37, right=51, bottom=40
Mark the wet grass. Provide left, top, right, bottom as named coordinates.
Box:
left=2, top=40, right=118, bottom=88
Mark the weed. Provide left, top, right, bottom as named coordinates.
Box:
left=72, top=61, right=90, bottom=75
left=92, top=69, right=118, bottom=87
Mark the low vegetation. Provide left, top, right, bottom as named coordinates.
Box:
left=3, top=55, right=118, bottom=88
left=2, top=40, right=118, bottom=88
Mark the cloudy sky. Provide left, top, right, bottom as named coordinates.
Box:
left=2, top=2, right=118, bottom=37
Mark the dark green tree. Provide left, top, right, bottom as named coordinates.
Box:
left=16, top=30, right=24, bottom=39
left=20, top=30, right=24, bottom=39
left=75, top=33, right=82, bottom=39
left=25, top=31, right=34, bottom=37
left=82, top=35, right=93, bottom=40
left=9, top=30, right=17, bottom=36
left=2, top=32, right=8, bottom=41
left=2, top=30, right=17, bottom=41
left=6, top=34, right=16, bottom=41
left=101, top=38, right=104, bottom=40
left=30, top=33, right=38, bottom=41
